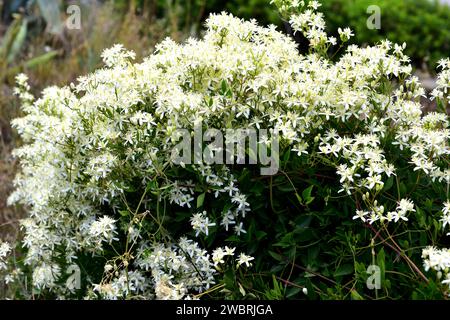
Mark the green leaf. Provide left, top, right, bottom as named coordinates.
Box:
left=399, top=182, right=407, bottom=197
left=334, top=264, right=354, bottom=277
left=7, top=18, right=27, bottom=64
left=238, top=283, right=246, bottom=297
left=350, top=290, right=364, bottom=300
left=250, top=182, right=264, bottom=195
left=383, top=176, right=394, bottom=192
left=415, top=207, right=426, bottom=228
left=174, top=211, right=191, bottom=222
left=282, top=149, right=291, bottom=164
left=268, top=251, right=284, bottom=262
left=273, top=232, right=295, bottom=248
left=302, top=185, right=315, bottom=205
left=146, top=180, right=158, bottom=192
left=197, top=192, right=206, bottom=208
left=23, top=50, right=59, bottom=69
left=295, top=193, right=303, bottom=205
left=286, top=287, right=301, bottom=298
left=224, top=268, right=236, bottom=290
left=294, top=215, right=312, bottom=229
left=0, top=17, right=21, bottom=59
left=255, top=230, right=267, bottom=240
left=276, top=183, right=295, bottom=193
left=377, top=248, right=386, bottom=284
left=119, top=210, right=130, bottom=217
left=436, top=98, right=446, bottom=114
left=221, top=79, right=228, bottom=94
left=302, top=185, right=313, bottom=200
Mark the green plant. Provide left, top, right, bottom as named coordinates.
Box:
left=2, top=0, right=450, bottom=301
left=0, top=1, right=191, bottom=294
left=190, top=0, right=450, bottom=72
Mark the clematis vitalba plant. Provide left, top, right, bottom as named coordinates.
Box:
left=2, top=0, right=449, bottom=299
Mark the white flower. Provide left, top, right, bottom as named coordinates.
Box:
left=441, top=201, right=450, bottom=229
left=15, top=73, right=29, bottom=86
left=234, top=222, right=247, bottom=236
left=104, top=264, right=114, bottom=273
left=89, top=216, right=118, bottom=245
left=441, top=215, right=450, bottom=230
left=32, top=263, right=61, bottom=289
left=212, top=248, right=226, bottom=267
left=224, top=246, right=236, bottom=256
left=0, top=242, right=11, bottom=257
left=308, top=1, right=321, bottom=10
left=220, top=211, right=236, bottom=231
left=442, top=274, right=450, bottom=289
left=352, top=210, right=368, bottom=222
left=391, top=210, right=409, bottom=223
left=237, top=253, right=254, bottom=268
left=365, top=175, right=383, bottom=190
left=443, top=201, right=450, bottom=216
left=338, top=27, right=354, bottom=41
left=169, top=181, right=195, bottom=208
left=101, top=44, right=136, bottom=67
left=368, top=211, right=380, bottom=225
left=190, top=211, right=216, bottom=237
left=7, top=0, right=450, bottom=299
left=231, top=193, right=250, bottom=211
left=422, top=247, right=450, bottom=287
left=0, top=242, right=12, bottom=271
left=397, top=199, right=415, bottom=213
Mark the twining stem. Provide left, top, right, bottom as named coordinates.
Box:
left=192, top=283, right=225, bottom=299
left=366, top=223, right=429, bottom=284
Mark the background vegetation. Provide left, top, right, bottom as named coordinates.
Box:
left=1, top=0, right=449, bottom=299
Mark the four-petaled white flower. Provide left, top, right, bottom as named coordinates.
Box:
left=191, top=211, right=216, bottom=237
left=237, top=253, right=254, bottom=268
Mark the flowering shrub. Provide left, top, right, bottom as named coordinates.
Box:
left=3, top=0, right=450, bottom=299
left=221, top=0, right=450, bottom=71
left=319, top=0, right=450, bottom=71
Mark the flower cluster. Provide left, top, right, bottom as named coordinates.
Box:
left=422, top=246, right=450, bottom=290
left=320, top=132, right=395, bottom=194
left=191, top=211, right=216, bottom=236
left=4, top=0, right=450, bottom=298
left=135, top=238, right=216, bottom=299
left=211, top=246, right=254, bottom=270
left=92, top=270, right=148, bottom=300
left=32, top=263, right=61, bottom=290
left=88, top=216, right=118, bottom=249
left=431, top=58, right=450, bottom=103
left=352, top=199, right=415, bottom=225
left=441, top=201, right=450, bottom=236
left=421, top=201, right=450, bottom=292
